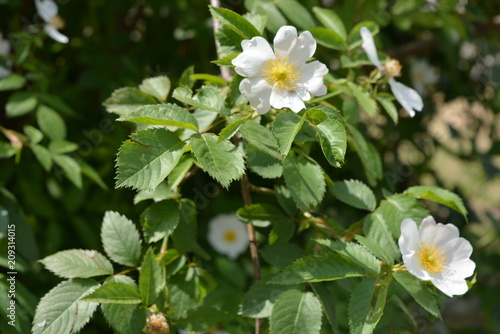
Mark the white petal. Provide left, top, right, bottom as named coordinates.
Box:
left=399, top=218, right=420, bottom=255
left=0, top=66, right=11, bottom=79
left=300, top=61, right=328, bottom=96
left=270, top=88, right=307, bottom=112
left=35, top=0, right=58, bottom=23
left=44, top=25, right=68, bottom=44
left=274, top=26, right=316, bottom=64
left=388, top=78, right=423, bottom=117
left=232, top=36, right=274, bottom=78
left=405, top=253, right=433, bottom=281
left=239, top=77, right=273, bottom=114
left=0, top=34, right=10, bottom=55
left=419, top=216, right=459, bottom=248
left=431, top=276, right=469, bottom=297
left=360, top=27, right=383, bottom=70
left=443, top=237, right=473, bottom=266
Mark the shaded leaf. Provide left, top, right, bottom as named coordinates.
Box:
left=103, top=87, right=157, bottom=116
left=141, top=199, right=180, bottom=243
left=312, top=7, right=347, bottom=39
left=139, top=248, right=163, bottom=306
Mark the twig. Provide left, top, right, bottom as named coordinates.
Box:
left=250, top=184, right=276, bottom=196
left=210, top=0, right=233, bottom=82
left=241, top=174, right=263, bottom=334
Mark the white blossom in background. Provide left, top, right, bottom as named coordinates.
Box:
left=207, top=213, right=249, bottom=259
left=232, top=25, right=328, bottom=114
left=0, top=32, right=12, bottom=78
left=360, top=27, right=424, bottom=117
left=35, top=0, right=69, bottom=44
left=398, top=216, right=476, bottom=297
left=410, top=59, right=439, bottom=96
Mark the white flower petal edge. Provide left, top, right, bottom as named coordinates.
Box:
left=360, top=27, right=383, bottom=70
left=35, top=0, right=58, bottom=23
left=388, top=78, right=423, bottom=117
left=398, top=216, right=475, bottom=297
left=0, top=33, right=12, bottom=78
left=207, top=213, right=249, bottom=260
left=44, top=25, right=69, bottom=44
left=231, top=25, right=328, bottom=114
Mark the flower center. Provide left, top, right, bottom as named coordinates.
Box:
left=262, top=55, right=301, bottom=90
left=50, top=15, right=65, bottom=29
left=385, top=58, right=402, bottom=77
left=223, top=229, right=237, bottom=243
left=417, top=242, right=447, bottom=274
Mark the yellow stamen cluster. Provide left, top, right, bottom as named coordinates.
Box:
left=261, top=55, right=300, bottom=90
left=418, top=242, right=447, bottom=274
left=50, top=15, right=65, bottom=29
left=385, top=58, right=402, bottom=77
left=223, top=229, right=237, bottom=243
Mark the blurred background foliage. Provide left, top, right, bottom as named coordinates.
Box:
left=0, top=0, right=499, bottom=333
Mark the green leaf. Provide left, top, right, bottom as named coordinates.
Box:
left=348, top=82, right=377, bottom=117
left=32, top=279, right=99, bottom=334
left=36, top=105, right=66, bottom=141
left=102, top=303, right=146, bottom=334
left=116, top=128, right=187, bottom=191
left=218, top=117, right=247, bottom=142
left=40, top=249, right=113, bottom=279
left=48, top=140, right=78, bottom=154
left=246, top=143, right=283, bottom=179
left=355, top=235, right=392, bottom=265
left=173, top=199, right=197, bottom=253
left=362, top=212, right=400, bottom=265
left=270, top=289, right=322, bottom=334
left=393, top=271, right=441, bottom=318
left=283, top=153, right=325, bottom=211
left=349, top=21, right=379, bottom=49
left=139, top=248, right=163, bottom=306
left=103, top=87, right=157, bottom=116
left=78, top=159, right=108, bottom=190
left=118, top=104, right=199, bottom=131
left=347, top=124, right=382, bottom=186
left=81, top=283, right=141, bottom=304
left=317, top=240, right=381, bottom=274
left=190, top=73, right=228, bottom=86
left=141, top=199, right=180, bottom=243
left=237, top=203, right=289, bottom=228
left=167, top=154, right=194, bottom=190
left=404, top=186, right=468, bottom=221
left=257, top=3, right=287, bottom=34
left=308, top=27, right=347, bottom=50
left=209, top=6, right=261, bottom=39
left=5, top=92, right=37, bottom=117
left=330, top=179, right=376, bottom=211
left=139, top=75, right=171, bottom=101
left=272, top=112, right=305, bottom=157
left=179, top=66, right=195, bottom=89
left=240, top=282, right=294, bottom=318
left=310, top=283, right=340, bottom=334
left=172, top=86, right=222, bottom=113
left=169, top=267, right=207, bottom=318
left=211, top=52, right=240, bottom=66
left=312, top=7, right=347, bottom=40
left=316, top=118, right=346, bottom=167
left=269, top=253, right=364, bottom=285
left=376, top=93, right=398, bottom=124
left=31, top=145, right=53, bottom=172
left=101, top=211, right=142, bottom=267
left=378, top=194, right=429, bottom=238
left=190, top=133, right=245, bottom=188
left=240, top=121, right=281, bottom=160
left=0, top=73, right=27, bottom=91
left=260, top=243, right=305, bottom=269
left=349, top=278, right=388, bottom=334
left=53, top=154, right=82, bottom=188
left=24, top=125, right=43, bottom=145
left=275, top=0, right=316, bottom=29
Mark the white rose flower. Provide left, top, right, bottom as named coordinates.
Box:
left=398, top=216, right=476, bottom=297
left=360, top=27, right=423, bottom=117
left=231, top=25, right=328, bottom=114
left=35, top=0, right=69, bottom=44
left=207, top=213, right=249, bottom=260
left=0, top=32, right=12, bottom=78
